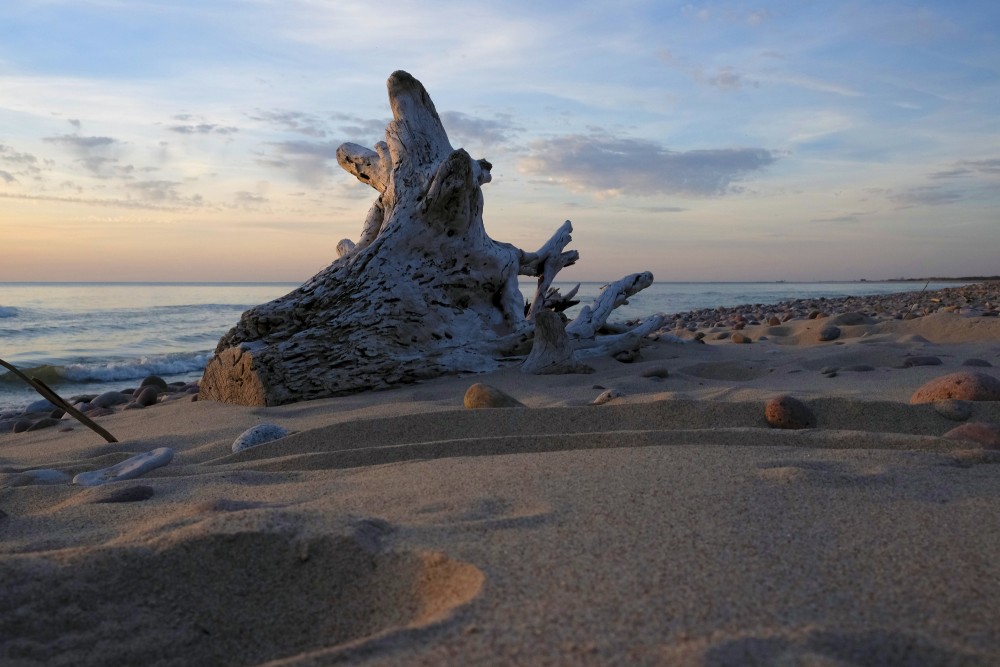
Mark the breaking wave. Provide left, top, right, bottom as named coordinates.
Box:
left=0, top=353, right=210, bottom=386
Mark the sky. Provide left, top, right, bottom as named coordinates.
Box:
left=1, top=0, right=998, bottom=283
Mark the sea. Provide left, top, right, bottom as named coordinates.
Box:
left=0, top=280, right=963, bottom=412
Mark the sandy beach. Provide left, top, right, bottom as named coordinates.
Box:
left=3, top=290, right=1000, bottom=666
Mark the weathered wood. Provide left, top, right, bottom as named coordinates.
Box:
left=566, top=272, right=654, bottom=339
left=520, top=311, right=595, bottom=375
left=200, top=71, right=659, bottom=406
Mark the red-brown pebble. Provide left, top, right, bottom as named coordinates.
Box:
left=910, top=372, right=1000, bottom=404
left=943, top=422, right=1000, bottom=450
left=463, top=383, right=526, bottom=409
left=764, top=395, right=816, bottom=429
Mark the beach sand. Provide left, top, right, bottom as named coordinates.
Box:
left=2, top=310, right=1000, bottom=665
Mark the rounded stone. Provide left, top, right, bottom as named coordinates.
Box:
left=640, top=367, right=669, bottom=379
left=463, top=383, right=525, bottom=409
left=134, top=385, right=160, bottom=407
left=92, top=390, right=130, bottom=409
left=962, top=358, right=992, bottom=368
left=140, top=375, right=170, bottom=391
left=934, top=399, right=973, bottom=422
left=817, top=325, right=841, bottom=342
left=26, top=417, right=61, bottom=431
left=842, top=364, right=875, bottom=372
left=942, top=422, right=1000, bottom=450
left=767, top=316, right=781, bottom=326
left=231, top=424, right=291, bottom=453
left=910, top=372, right=1000, bottom=404
left=731, top=333, right=752, bottom=344
left=23, top=398, right=56, bottom=413
left=764, top=395, right=816, bottom=430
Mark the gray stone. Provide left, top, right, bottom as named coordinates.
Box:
left=831, top=312, right=875, bottom=326
left=26, top=417, right=61, bottom=431
left=231, top=424, right=291, bottom=453
left=903, top=356, right=943, bottom=367
left=817, top=325, right=841, bottom=342
left=91, top=391, right=130, bottom=409
left=962, top=358, right=992, bottom=367
left=640, top=367, right=669, bottom=379
left=134, top=385, right=160, bottom=407
left=139, top=375, right=170, bottom=391
left=23, top=398, right=56, bottom=413
left=73, top=447, right=174, bottom=486
left=942, top=422, right=1000, bottom=450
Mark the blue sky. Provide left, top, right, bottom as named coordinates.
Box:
left=1, top=0, right=997, bottom=282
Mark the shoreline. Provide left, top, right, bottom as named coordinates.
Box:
left=2, top=280, right=1000, bottom=664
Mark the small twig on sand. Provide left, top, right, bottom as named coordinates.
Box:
left=0, top=357, right=118, bottom=443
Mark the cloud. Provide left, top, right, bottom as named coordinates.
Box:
left=260, top=140, right=341, bottom=186
left=252, top=110, right=331, bottom=138
left=890, top=185, right=965, bottom=207
left=332, top=113, right=389, bottom=143
left=810, top=215, right=860, bottom=224
left=439, top=111, right=520, bottom=148
left=520, top=132, right=778, bottom=197
left=930, top=158, right=1000, bottom=179
left=168, top=123, right=238, bottom=135
left=43, top=134, right=117, bottom=151
left=707, top=66, right=757, bottom=91
left=0, top=170, right=16, bottom=184
left=124, top=180, right=204, bottom=206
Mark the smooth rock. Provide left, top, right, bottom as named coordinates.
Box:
left=934, top=399, right=973, bottom=422
left=91, top=391, right=130, bottom=409
left=767, top=316, right=781, bottom=326
left=12, top=419, right=33, bottom=433
left=463, top=383, right=525, bottom=409
left=84, top=407, right=116, bottom=417
left=731, top=333, right=752, bottom=344
left=764, top=395, right=816, bottom=430
left=942, top=422, right=1000, bottom=450
left=817, top=325, right=841, bottom=342
left=72, top=448, right=174, bottom=487
left=139, top=375, right=170, bottom=391
left=820, top=366, right=839, bottom=375
left=640, top=367, right=669, bottom=379
left=23, top=398, right=56, bottom=413
left=962, top=358, right=993, bottom=367
left=134, top=385, right=160, bottom=407
left=26, top=417, right=61, bottom=431
left=231, top=424, right=291, bottom=453
left=842, top=365, right=875, bottom=372
left=592, top=389, right=624, bottom=405
left=910, top=372, right=1000, bottom=404
left=93, top=485, right=156, bottom=503
left=903, top=356, right=943, bottom=367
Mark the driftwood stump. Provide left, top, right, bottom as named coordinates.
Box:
left=200, top=71, right=657, bottom=406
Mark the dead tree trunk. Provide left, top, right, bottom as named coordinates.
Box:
left=199, top=71, right=655, bottom=406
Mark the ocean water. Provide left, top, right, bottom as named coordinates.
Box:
left=0, top=280, right=960, bottom=412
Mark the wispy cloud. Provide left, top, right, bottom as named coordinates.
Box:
left=251, top=110, right=331, bottom=138
left=930, top=158, right=1000, bottom=179
left=520, top=132, right=778, bottom=197
left=440, top=111, right=520, bottom=149
left=890, top=185, right=965, bottom=207
left=259, top=140, right=341, bottom=186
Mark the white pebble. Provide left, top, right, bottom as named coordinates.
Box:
left=232, top=424, right=290, bottom=453
left=73, top=447, right=174, bottom=487
left=592, top=389, right=624, bottom=405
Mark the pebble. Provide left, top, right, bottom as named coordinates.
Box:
left=820, top=366, right=838, bottom=375
left=24, top=398, right=57, bottom=413
left=842, top=365, right=875, bottom=372
left=962, top=358, right=992, bottom=367
left=640, top=367, right=670, bottom=379
left=134, top=385, right=160, bottom=407
left=139, top=375, right=170, bottom=391
left=72, top=447, right=174, bottom=487
left=831, top=312, right=874, bottom=326
left=231, top=424, right=291, bottom=453
left=464, top=383, right=526, bottom=409
left=592, top=389, right=624, bottom=405
left=817, top=325, right=841, bottom=342
left=92, top=484, right=156, bottom=503
left=910, top=371, right=1000, bottom=404
left=91, top=390, right=131, bottom=409
left=764, top=395, right=816, bottom=430
left=26, top=417, right=61, bottom=431
left=942, top=422, right=1000, bottom=450
left=934, top=399, right=973, bottom=422
left=730, top=333, right=752, bottom=344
